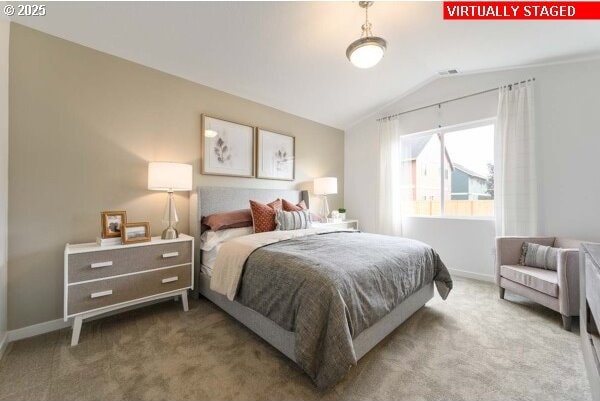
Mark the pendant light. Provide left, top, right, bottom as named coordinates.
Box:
left=346, top=1, right=387, bottom=69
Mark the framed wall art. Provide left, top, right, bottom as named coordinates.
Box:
left=256, top=128, right=295, bottom=181
left=201, top=115, right=255, bottom=178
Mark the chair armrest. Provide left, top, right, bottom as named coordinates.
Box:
left=557, top=248, right=580, bottom=316
left=495, top=236, right=555, bottom=284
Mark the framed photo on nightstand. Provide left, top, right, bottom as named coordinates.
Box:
left=122, top=222, right=151, bottom=244
left=100, top=211, right=127, bottom=239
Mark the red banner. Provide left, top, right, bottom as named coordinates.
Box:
left=443, top=1, right=600, bottom=19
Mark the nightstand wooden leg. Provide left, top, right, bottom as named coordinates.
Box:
left=181, top=291, right=189, bottom=312
left=71, top=316, right=83, bottom=346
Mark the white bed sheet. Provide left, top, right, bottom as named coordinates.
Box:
left=200, top=263, right=213, bottom=276
left=202, top=244, right=220, bottom=270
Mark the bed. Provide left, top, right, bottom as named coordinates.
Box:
left=192, top=186, right=452, bottom=389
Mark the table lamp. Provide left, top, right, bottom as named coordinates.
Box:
left=148, top=162, right=193, bottom=239
left=314, top=177, right=337, bottom=219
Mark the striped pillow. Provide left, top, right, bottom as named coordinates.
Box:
left=519, top=242, right=559, bottom=271
left=275, top=209, right=312, bottom=231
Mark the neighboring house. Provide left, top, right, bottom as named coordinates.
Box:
left=402, top=134, right=453, bottom=201
left=451, top=164, right=492, bottom=200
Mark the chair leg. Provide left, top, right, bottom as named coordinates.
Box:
left=562, top=315, right=572, bottom=331
left=499, top=287, right=505, bottom=300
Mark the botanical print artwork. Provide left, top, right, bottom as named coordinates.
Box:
left=275, top=148, right=290, bottom=172
left=257, top=129, right=295, bottom=180
left=202, top=116, right=254, bottom=177
left=214, top=136, right=231, bottom=164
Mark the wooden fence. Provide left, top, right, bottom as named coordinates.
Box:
left=402, top=200, right=494, bottom=217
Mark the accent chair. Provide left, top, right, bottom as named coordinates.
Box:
left=495, top=236, right=580, bottom=330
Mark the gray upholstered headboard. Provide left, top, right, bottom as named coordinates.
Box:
left=197, top=186, right=309, bottom=224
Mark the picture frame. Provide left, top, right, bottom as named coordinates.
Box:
left=201, top=115, right=255, bottom=178
left=256, top=128, right=295, bottom=181
left=121, top=222, right=151, bottom=245
left=100, top=211, right=127, bottom=239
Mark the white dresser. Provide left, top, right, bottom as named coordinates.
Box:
left=64, top=234, right=194, bottom=345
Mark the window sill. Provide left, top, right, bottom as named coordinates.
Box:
left=404, top=215, right=495, bottom=222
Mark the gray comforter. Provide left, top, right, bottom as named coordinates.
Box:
left=237, top=231, right=452, bottom=389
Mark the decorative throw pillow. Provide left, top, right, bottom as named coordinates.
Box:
left=275, top=209, right=312, bottom=231
left=281, top=198, right=325, bottom=222
left=249, top=199, right=282, bottom=233
left=281, top=198, right=307, bottom=212
left=201, top=209, right=253, bottom=231
left=519, top=242, right=559, bottom=271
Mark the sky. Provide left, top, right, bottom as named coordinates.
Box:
left=444, top=124, right=494, bottom=177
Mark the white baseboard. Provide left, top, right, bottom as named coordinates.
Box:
left=448, top=268, right=495, bottom=283
left=6, top=296, right=177, bottom=343
left=7, top=318, right=70, bottom=342
left=0, top=331, right=8, bottom=360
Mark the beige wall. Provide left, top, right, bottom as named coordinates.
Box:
left=0, top=19, right=9, bottom=342
left=8, top=24, right=344, bottom=330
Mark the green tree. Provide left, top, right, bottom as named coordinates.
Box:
left=486, top=163, right=494, bottom=198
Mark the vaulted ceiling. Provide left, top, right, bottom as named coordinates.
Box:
left=8, top=1, right=600, bottom=129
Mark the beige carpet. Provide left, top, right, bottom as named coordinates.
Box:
left=0, top=277, right=591, bottom=401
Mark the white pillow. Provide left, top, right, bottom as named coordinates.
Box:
left=200, top=226, right=254, bottom=251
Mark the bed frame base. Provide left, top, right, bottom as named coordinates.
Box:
left=196, top=273, right=434, bottom=363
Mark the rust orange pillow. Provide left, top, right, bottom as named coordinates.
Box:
left=282, top=199, right=307, bottom=212
left=249, top=199, right=282, bottom=233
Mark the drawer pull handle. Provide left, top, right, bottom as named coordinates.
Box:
left=90, top=290, right=113, bottom=299
left=162, top=276, right=179, bottom=284
left=90, top=261, right=113, bottom=269
left=162, top=252, right=179, bottom=259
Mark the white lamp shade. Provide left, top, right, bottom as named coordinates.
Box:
left=148, top=162, right=193, bottom=191
left=314, top=177, right=338, bottom=195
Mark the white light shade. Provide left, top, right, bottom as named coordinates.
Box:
left=349, top=42, right=385, bottom=69
left=314, top=177, right=338, bottom=195
left=205, top=129, right=218, bottom=138
left=148, top=162, right=193, bottom=191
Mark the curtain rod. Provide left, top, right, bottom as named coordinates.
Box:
left=376, top=78, right=535, bottom=122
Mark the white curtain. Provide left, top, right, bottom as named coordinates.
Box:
left=494, top=81, right=537, bottom=236
left=378, top=118, right=411, bottom=236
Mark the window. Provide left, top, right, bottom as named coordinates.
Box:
left=400, top=120, right=494, bottom=218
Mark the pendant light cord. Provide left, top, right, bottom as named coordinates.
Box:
left=362, top=4, right=373, bottom=38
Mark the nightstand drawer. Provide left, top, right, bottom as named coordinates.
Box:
left=67, top=264, right=191, bottom=315
left=68, top=241, right=192, bottom=283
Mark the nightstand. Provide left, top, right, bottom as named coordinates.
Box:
left=64, top=234, right=194, bottom=346
left=313, top=219, right=359, bottom=230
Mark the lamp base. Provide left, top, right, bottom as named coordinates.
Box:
left=322, top=195, right=330, bottom=219
left=161, top=226, right=179, bottom=240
